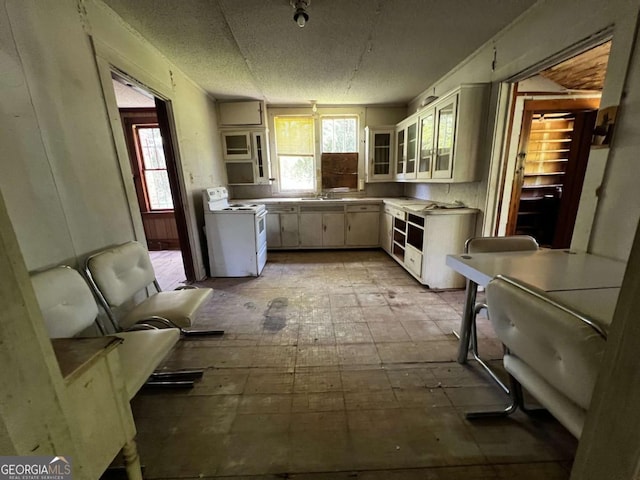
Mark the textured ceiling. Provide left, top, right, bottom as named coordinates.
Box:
left=102, top=0, right=536, bottom=105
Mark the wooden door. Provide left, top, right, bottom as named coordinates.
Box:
left=506, top=98, right=599, bottom=248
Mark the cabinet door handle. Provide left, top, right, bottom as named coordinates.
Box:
left=348, top=225, right=351, bottom=231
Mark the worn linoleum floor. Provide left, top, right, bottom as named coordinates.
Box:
left=132, top=250, right=576, bottom=479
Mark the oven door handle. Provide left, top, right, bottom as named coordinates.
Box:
left=256, top=210, right=268, bottom=220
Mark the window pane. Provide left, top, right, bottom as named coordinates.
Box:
left=279, top=156, right=314, bottom=191
left=322, top=117, right=357, bottom=153
left=275, top=117, right=314, bottom=155
left=144, top=170, right=173, bottom=210
left=138, top=127, right=166, bottom=169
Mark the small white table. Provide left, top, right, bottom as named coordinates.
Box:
left=445, top=249, right=626, bottom=363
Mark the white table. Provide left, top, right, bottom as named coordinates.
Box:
left=547, top=288, right=620, bottom=336
left=445, top=249, right=626, bottom=363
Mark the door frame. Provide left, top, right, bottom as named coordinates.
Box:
left=504, top=97, right=600, bottom=246
left=92, top=47, right=199, bottom=281
left=495, top=93, right=601, bottom=237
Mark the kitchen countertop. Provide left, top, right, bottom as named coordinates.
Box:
left=235, top=197, right=479, bottom=215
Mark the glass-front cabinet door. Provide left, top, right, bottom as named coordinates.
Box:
left=433, top=95, right=458, bottom=179
left=222, top=131, right=252, bottom=160
left=365, top=127, right=394, bottom=181
left=396, top=128, right=406, bottom=176
left=395, top=115, right=418, bottom=180
left=252, top=131, right=270, bottom=183
left=405, top=121, right=418, bottom=179
left=417, top=109, right=435, bottom=179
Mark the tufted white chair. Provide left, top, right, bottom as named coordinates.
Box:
left=467, top=275, right=607, bottom=438
left=30, top=266, right=200, bottom=399
left=463, top=235, right=539, bottom=393
left=85, top=241, right=222, bottom=337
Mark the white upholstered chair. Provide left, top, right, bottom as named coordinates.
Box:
left=467, top=275, right=607, bottom=439
left=31, top=266, right=199, bottom=398
left=84, top=241, right=222, bottom=337
left=463, top=235, right=539, bottom=392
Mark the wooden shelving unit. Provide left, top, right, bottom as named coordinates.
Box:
left=515, top=113, right=575, bottom=244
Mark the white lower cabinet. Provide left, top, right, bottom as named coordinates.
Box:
left=266, top=206, right=299, bottom=248
left=380, top=209, right=393, bottom=254
left=323, top=212, right=346, bottom=246
left=420, top=213, right=477, bottom=288
left=280, top=213, right=300, bottom=247
left=346, top=205, right=380, bottom=246
left=299, top=206, right=345, bottom=247
left=298, top=212, right=322, bottom=247
left=383, top=201, right=477, bottom=288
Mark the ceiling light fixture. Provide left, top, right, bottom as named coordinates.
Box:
left=291, top=0, right=310, bottom=28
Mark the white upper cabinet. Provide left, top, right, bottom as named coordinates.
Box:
left=395, top=114, right=418, bottom=180
left=365, top=126, right=395, bottom=182
left=417, top=109, right=436, bottom=180
left=412, top=83, right=490, bottom=183
left=433, top=95, right=457, bottom=179
left=219, top=101, right=263, bottom=126
left=219, top=101, right=271, bottom=185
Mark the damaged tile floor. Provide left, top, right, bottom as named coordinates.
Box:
left=130, top=250, right=576, bottom=479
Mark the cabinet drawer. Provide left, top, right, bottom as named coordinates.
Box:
left=404, top=244, right=423, bottom=278
left=346, top=204, right=380, bottom=213
left=266, top=205, right=298, bottom=213
left=384, top=204, right=406, bottom=220
left=300, top=205, right=344, bottom=213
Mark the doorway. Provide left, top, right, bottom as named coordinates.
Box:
left=111, top=73, right=195, bottom=288
left=497, top=40, right=610, bottom=248
left=506, top=99, right=599, bottom=247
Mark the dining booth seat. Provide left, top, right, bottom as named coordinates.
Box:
left=467, top=275, right=607, bottom=439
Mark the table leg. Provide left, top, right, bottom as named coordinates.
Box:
left=123, top=439, right=143, bottom=480
left=456, top=278, right=478, bottom=364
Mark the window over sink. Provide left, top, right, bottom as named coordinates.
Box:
left=321, top=116, right=358, bottom=191
left=274, top=116, right=315, bottom=192
left=269, top=108, right=363, bottom=195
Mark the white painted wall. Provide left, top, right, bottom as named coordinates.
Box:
left=587, top=24, right=640, bottom=259
left=0, top=0, right=224, bottom=278
left=407, top=0, right=640, bottom=261
left=1, top=0, right=134, bottom=270
left=0, top=189, right=84, bottom=474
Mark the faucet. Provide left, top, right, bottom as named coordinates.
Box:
left=320, top=191, right=334, bottom=199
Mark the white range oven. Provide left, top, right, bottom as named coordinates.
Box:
left=203, top=187, right=267, bottom=277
